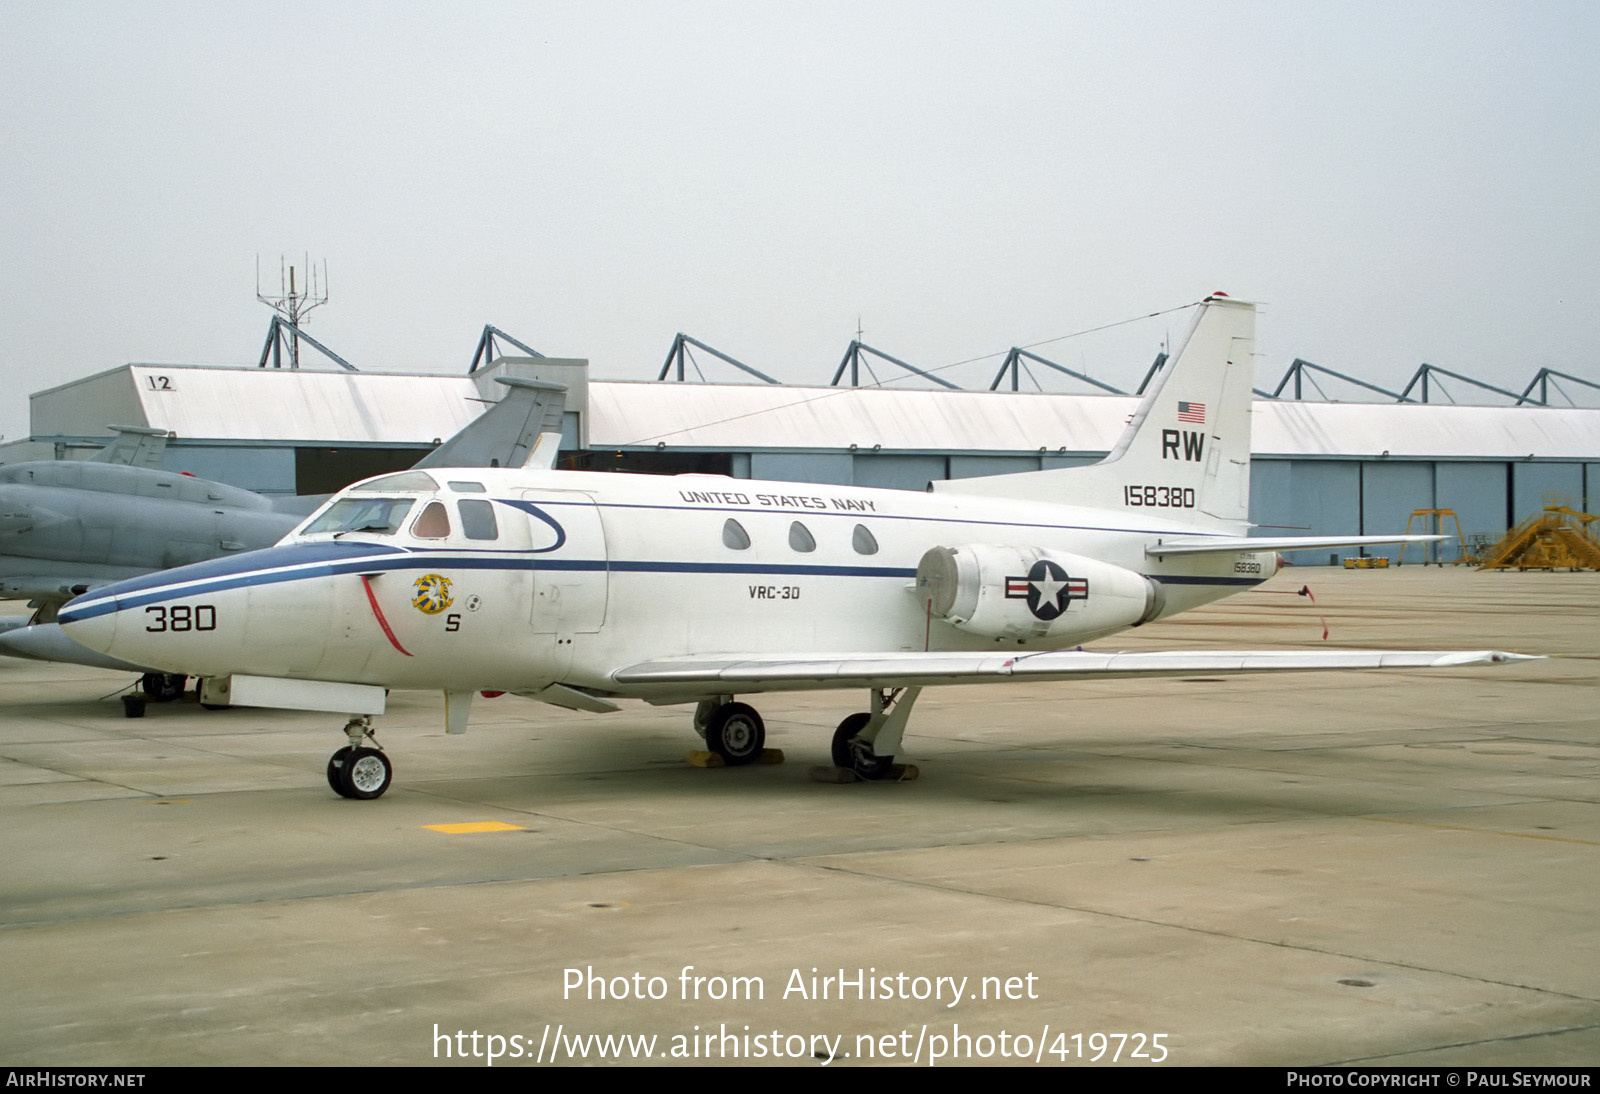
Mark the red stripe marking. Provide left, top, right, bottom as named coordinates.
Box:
left=361, top=575, right=413, bottom=657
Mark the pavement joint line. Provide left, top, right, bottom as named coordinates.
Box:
left=1362, top=816, right=1600, bottom=846
left=1334, top=1022, right=1600, bottom=1066
left=798, top=860, right=1600, bottom=1006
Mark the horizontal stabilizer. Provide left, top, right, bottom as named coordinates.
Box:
left=1146, top=534, right=1446, bottom=558
left=614, top=648, right=1537, bottom=696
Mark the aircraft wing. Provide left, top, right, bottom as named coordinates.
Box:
left=612, top=648, right=1536, bottom=696
left=1146, top=534, right=1445, bottom=557
left=0, top=573, right=137, bottom=602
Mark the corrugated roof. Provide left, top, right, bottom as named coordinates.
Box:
left=28, top=365, right=1599, bottom=460
left=1254, top=401, right=1600, bottom=459
left=586, top=381, right=1134, bottom=453
left=128, top=366, right=480, bottom=443
left=589, top=380, right=1598, bottom=460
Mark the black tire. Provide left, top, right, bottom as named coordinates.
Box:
left=339, top=746, right=392, bottom=800
left=704, top=702, right=765, bottom=766
left=831, top=712, right=870, bottom=769
left=832, top=712, right=893, bottom=780
left=327, top=746, right=353, bottom=795
left=851, top=747, right=895, bottom=781
left=141, top=673, right=185, bottom=702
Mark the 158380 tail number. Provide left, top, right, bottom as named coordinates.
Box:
left=1123, top=485, right=1196, bottom=508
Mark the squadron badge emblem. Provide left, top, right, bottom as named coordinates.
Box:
left=412, top=574, right=454, bottom=615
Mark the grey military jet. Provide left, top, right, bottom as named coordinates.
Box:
left=0, top=377, right=566, bottom=696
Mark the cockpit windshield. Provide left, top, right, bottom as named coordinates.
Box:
left=302, top=496, right=416, bottom=537
left=350, top=471, right=440, bottom=493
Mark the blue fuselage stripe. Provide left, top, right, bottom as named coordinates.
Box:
left=58, top=554, right=922, bottom=623
left=58, top=549, right=1263, bottom=625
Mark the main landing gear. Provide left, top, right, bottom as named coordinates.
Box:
left=692, top=687, right=923, bottom=781
left=830, top=687, right=921, bottom=781
left=694, top=697, right=767, bottom=765
left=328, top=715, right=393, bottom=800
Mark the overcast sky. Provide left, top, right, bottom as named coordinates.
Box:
left=2, top=1, right=1596, bottom=442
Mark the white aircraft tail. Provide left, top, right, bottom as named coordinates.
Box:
left=933, top=293, right=1256, bottom=531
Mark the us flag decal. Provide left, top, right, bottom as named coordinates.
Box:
left=1177, top=401, right=1206, bottom=423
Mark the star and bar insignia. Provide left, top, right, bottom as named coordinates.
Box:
left=1004, top=559, right=1089, bottom=621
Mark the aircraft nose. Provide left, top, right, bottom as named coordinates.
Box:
left=58, top=590, right=124, bottom=658
left=59, top=539, right=410, bottom=679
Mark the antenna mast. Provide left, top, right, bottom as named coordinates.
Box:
left=256, top=255, right=329, bottom=369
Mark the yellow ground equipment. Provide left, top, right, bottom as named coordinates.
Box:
left=1343, top=556, right=1390, bottom=569
left=1478, top=503, right=1600, bottom=571
left=1399, top=509, right=1467, bottom=566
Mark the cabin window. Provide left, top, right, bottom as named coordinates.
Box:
left=458, top=499, right=498, bottom=540
left=412, top=501, right=452, bottom=539
left=722, top=518, right=750, bottom=550
left=302, top=497, right=415, bottom=536
left=788, top=521, right=816, bottom=553
left=852, top=524, right=879, bottom=555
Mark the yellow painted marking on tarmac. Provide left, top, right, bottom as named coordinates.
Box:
left=423, top=821, right=526, bottom=834
left=1366, top=817, right=1598, bottom=846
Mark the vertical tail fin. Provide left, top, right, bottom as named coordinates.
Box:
left=414, top=377, right=567, bottom=471
left=934, top=294, right=1256, bottom=531
left=89, top=425, right=171, bottom=471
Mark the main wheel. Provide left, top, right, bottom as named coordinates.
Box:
left=831, top=712, right=870, bottom=769
left=833, top=712, right=893, bottom=780
left=327, top=746, right=353, bottom=794
left=141, top=673, right=185, bottom=702
left=704, top=702, right=765, bottom=766
left=339, top=746, right=393, bottom=800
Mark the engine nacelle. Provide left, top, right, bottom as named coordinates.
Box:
left=915, top=544, right=1165, bottom=643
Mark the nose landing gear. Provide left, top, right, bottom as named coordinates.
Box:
left=328, top=715, right=393, bottom=800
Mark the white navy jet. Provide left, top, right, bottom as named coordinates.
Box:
left=58, top=295, right=1529, bottom=797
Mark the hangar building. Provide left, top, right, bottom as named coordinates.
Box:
left=10, top=354, right=1598, bottom=565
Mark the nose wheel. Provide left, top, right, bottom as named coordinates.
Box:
left=328, top=716, right=393, bottom=800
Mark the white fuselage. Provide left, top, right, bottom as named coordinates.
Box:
left=58, top=467, right=1275, bottom=702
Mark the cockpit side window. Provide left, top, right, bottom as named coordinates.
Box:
left=458, top=499, right=498, bottom=541
left=302, top=497, right=415, bottom=536
left=412, top=501, right=452, bottom=539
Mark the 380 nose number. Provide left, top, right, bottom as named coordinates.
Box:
left=145, top=605, right=217, bottom=632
